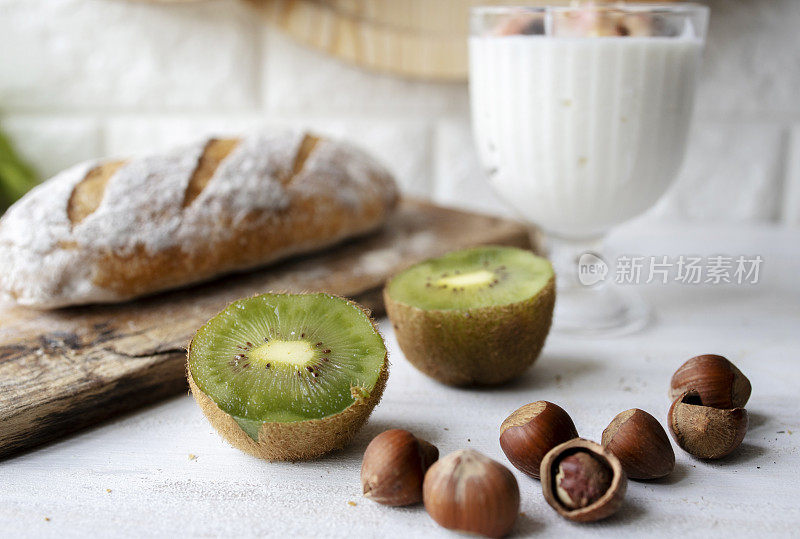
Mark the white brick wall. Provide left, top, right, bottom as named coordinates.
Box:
left=263, top=31, right=469, bottom=116
left=784, top=127, right=800, bottom=226
left=0, top=0, right=260, bottom=111
left=652, top=122, right=786, bottom=222
left=1, top=115, right=102, bottom=178
left=695, top=0, right=800, bottom=120
left=433, top=118, right=506, bottom=214
left=0, top=0, right=798, bottom=226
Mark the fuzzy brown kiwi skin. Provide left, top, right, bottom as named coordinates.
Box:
left=186, top=294, right=389, bottom=461
left=384, top=275, right=555, bottom=386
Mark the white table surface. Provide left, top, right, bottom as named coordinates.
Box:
left=2, top=222, right=799, bottom=538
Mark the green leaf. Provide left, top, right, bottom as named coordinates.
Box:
left=0, top=127, right=38, bottom=211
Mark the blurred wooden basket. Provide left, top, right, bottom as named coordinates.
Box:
left=247, top=0, right=546, bottom=81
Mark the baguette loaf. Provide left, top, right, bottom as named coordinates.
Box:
left=0, top=131, right=398, bottom=308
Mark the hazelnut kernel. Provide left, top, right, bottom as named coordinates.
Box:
left=555, top=452, right=612, bottom=509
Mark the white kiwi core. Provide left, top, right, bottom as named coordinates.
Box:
left=249, top=340, right=315, bottom=368
left=435, top=270, right=495, bottom=289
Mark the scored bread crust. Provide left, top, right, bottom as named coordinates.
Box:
left=0, top=131, right=398, bottom=308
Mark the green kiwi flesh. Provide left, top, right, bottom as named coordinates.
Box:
left=187, top=292, right=388, bottom=460
left=384, top=246, right=555, bottom=386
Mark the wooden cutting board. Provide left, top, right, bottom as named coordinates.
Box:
left=0, top=200, right=531, bottom=458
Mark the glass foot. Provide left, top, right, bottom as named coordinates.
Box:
left=552, top=283, right=650, bottom=336
left=538, top=231, right=650, bottom=337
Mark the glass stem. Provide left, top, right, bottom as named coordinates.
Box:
left=535, top=231, right=606, bottom=290
left=529, top=229, right=649, bottom=335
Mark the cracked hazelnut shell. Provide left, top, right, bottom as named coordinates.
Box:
left=361, top=429, right=439, bottom=506
left=670, top=354, right=751, bottom=409
left=499, top=401, right=578, bottom=479
left=668, top=390, right=748, bottom=460
left=540, top=438, right=627, bottom=523
left=602, top=408, right=675, bottom=480
left=423, top=449, right=519, bottom=538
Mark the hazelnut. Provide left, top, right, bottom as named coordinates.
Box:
left=668, top=390, right=748, bottom=459
left=540, top=438, right=627, bottom=523
left=499, top=401, right=578, bottom=479
left=601, top=408, right=675, bottom=480
left=361, top=429, right=439, bottom=506
left=423, top=449, right=519, bottom=538
left=670, top=354, right=751, bottom=409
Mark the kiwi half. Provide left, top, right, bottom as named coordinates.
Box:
left=384, top=246, right=555, bottom=386
left=187, top=292, right=388, bottom=461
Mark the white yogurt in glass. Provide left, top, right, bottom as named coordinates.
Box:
left=470, top=34, right=702, bottom=238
